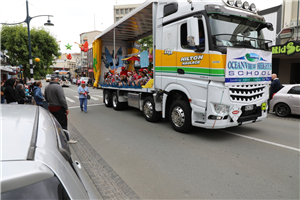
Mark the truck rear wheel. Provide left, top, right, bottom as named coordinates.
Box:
left=143, top=96, right=161, bottom=122
left=112, top=92, right=124, bottom=110
left=104, top=90, right=112, bottom=107
left=169, top=100, right=192, bottom=133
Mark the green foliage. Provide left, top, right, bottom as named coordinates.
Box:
left=138, top=35, right=153, bottom=52
left=1, top=24, right=61, bottom=79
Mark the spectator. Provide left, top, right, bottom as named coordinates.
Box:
left=77, top=81, right=89, bottom=113
left=33, top=81, right=44, bottom=106
left=16, top=84, right=26, bottom=104
left=270, top=73, right=282, bottom=99
left=45, top=75, right=72, bottom=134
left=4, top=78, right=18, bottom=104
left=1, top=81, right=5, bottom=103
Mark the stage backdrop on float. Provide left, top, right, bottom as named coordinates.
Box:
left=225, top=47, right=272, bottom=86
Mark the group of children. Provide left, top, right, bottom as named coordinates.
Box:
left=102, top=66, right=153, bottom=88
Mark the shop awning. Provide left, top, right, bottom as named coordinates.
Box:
left=94, top=0, right=155, bottom=43
left=0, top=66, right=14, bottom=73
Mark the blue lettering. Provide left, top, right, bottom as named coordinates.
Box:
left=261, top=71, right=266, bottom=75
left=229, top=71, right=235, bottom=76
left=246, top=71, right=253, bottom=76
left=238, top=71, right=244, bottom=76
left=255, top=71, right=259, bottom=75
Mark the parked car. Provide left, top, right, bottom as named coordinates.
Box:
left=72, top=78, right=77, bottom=84
left=270, top=84, right=300, bottom=117
left=1, top=105, right=99, bottom=199
left=46, top=74, right=52, bottom=82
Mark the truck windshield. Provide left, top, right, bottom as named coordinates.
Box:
left=209, top=14, right=271, bottom=50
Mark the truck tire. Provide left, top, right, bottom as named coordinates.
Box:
left=143, top=96, right=161, bottom=122
left=104, top=90, right=112, bottom=107
left=112, top=92, right=123, bottom=110
left=169, top=100, right=192, bottom=133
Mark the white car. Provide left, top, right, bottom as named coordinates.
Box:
left=80, top=77, right=89, bottom=84
left=1, top=105, right=99, bottom=199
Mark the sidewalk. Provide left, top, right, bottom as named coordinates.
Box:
left=68, top=122, right=140, bottom=200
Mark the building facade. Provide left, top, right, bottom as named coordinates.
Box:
left=51, top=53, right=81, bottom=78
left=79, top=30, right=101, bottom=77
left=114, top=4, right=140, bottom=22
left=260, top=0, right=300, bottom=84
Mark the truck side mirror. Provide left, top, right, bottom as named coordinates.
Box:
left=266, top=23, right=274, bottom=31
left=187, top=17, right=199, bottom=46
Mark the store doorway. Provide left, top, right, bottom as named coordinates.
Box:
left=290, top=63, right=300, bottom=84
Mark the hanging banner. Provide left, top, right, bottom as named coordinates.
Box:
left=225, top=47, right=272, bottom=86
left=93, top=38, right=103, bottom=87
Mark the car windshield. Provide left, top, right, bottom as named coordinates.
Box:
left=209, top=14, right=271, bottom=50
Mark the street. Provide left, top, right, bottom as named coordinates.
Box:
left=42, top=80, right=300, bottom=199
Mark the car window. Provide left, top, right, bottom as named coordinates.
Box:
left=1, top=176, right=70, bottom=200
left=287, top=86, right=300, bottom=95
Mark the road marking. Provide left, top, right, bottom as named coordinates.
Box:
left=74, top=96, right=79, bottom=99
left=65, top=88, right=78, bottom=93
left=66, top=97, right=75, bottom=103
left=221, top=130, right=300, bottom=152
left=68, top=104, right=104, bottom=109
left=90, top=96, right=99, bottom=100
left=93, top=95, right=103, bottom=98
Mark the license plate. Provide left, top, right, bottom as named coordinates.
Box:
left=245, top=105, right=254, bottom=111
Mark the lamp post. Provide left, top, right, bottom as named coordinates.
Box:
left=0, top=0, right=54, bottom=82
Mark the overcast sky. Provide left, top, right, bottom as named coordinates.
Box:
left=0, top=0, right=283, bottom=53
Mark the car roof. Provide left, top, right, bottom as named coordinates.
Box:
left=1, top=105, right=38, bottom=161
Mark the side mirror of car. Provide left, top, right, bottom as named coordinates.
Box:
left=62, top=129, right=70, bottom=141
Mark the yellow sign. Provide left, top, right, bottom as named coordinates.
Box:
left=261, top=102, right=266, bottom=111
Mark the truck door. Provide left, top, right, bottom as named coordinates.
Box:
left=177, top=17, right=210, bottom=81
left=161, top=22, right=178, bottom=88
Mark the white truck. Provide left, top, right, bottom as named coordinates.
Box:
left=94, top=0, right=274, bottom=133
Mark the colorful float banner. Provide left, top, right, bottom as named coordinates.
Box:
left=93, top=38, right=102, bottom=87
left=225, top=47, right=272, bottom=86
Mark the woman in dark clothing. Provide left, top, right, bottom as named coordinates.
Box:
left=1, top=81, right=5, bottom=103
left=16, top=84, right=25, bottom=104
left=4, top=78, right=18, bottom=104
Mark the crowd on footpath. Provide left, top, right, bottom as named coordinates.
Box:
left=1, top=75, right=78, bottom=144
left=101, top=66, right=153, bottom=88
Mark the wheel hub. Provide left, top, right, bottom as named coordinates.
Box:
left=105, top=93, right=109, bottom=104
left=113, top=95, right=117, bottom=107
left=171, top=106, right=185, bottom=127
left=144, top=101, right=153, bottom=118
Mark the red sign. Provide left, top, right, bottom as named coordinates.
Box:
left=88, top=69, right=93, bottom=72
left=232, top=110, right=239, bottom=115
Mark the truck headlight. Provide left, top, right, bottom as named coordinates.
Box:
left=213, top=104, right=230, bottom=115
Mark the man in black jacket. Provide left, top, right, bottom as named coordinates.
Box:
left=4, top=79, right=18, bottom=104
left=270, top=73, right=282, bottom=99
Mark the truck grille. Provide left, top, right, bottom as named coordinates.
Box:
left=229, top=84, right=265, bottom=103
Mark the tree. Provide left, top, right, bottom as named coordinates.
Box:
left=1, top=24, right=60, bottom=80
left=138, top=35, right=153, bottom=52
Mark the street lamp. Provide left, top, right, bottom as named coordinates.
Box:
left=0, top=0, right=54, bottom=81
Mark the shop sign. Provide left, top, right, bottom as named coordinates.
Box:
left=272, top=41, right=300, bottom=56
left=88, top=69, right=93, bottom=72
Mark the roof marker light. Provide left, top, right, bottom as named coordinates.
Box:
left=249, top=3, right=257, bottom=12
left=227, top=0, right=234, bottom=6
left=235, top=0, right=242, bottom=8
left=242, top=1, right=250, bottom=9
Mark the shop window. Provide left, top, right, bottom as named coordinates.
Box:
left=121, top=9, right=124, bottom=14
left=125, top=9, right=129, bottom=14
left=116, top=9, right=119, bottom=14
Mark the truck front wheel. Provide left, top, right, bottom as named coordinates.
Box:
left=169, top=100, right=192, bottom=133
left=143, top=96, right=161, bottom=122
left=104, top=90, right=112, bottom=107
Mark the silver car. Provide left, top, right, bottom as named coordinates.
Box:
left=270, top=84, right=300, bottom=117
left=1, top=105, right=99, bottom=199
